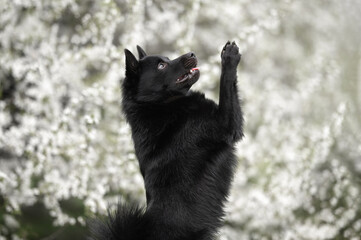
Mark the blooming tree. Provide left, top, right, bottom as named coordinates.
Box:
left=0, top=0, right=361, bottom=239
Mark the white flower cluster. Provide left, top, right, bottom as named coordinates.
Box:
left=1, top=0, right=361, bottom=239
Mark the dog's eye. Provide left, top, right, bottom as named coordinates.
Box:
left=158, top=62, right=167, bottom=70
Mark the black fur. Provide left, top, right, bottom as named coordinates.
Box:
left=91, top=41, right=243, bottom=240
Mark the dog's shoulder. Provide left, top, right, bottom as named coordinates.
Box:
left=184, top=91, right=217, bottom=112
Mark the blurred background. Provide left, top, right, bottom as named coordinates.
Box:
left=1, top=0, right=361, bottom=239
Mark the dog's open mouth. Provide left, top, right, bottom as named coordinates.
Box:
left=176, top=67, right=200, bottom=84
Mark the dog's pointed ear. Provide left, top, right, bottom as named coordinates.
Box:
left=124, top=49, right=138, bottom=76
left=137, top=45, right=147, bottom=59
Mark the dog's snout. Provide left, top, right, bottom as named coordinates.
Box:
left=178, top=52, right=198, bottom=69
left=189, top=52, right=196, bottom=58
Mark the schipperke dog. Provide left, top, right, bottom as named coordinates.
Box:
left=92, top=41, right=243, bottom=240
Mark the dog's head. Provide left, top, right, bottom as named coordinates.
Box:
left=123, top=46, right=200, bottom=102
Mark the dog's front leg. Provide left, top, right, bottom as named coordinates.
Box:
left=217, top=41, right=243, bottom=142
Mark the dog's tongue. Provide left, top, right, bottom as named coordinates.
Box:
left=191, top=67, right=199, bottom=71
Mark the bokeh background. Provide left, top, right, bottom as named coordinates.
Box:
left=1, top=0, right=361, bottom=239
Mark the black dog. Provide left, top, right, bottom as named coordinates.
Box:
left=92, top=41, right=243, bottom=240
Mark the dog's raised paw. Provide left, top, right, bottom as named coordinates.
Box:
left=221, top=41, right=231, bottom=58
left=221, top=41, right=241, bottom=68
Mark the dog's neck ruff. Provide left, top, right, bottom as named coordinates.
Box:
left=163, top=95, right=185, bottom=103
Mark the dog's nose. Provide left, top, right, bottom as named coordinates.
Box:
left=188, top=52, right=196, bottom=58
